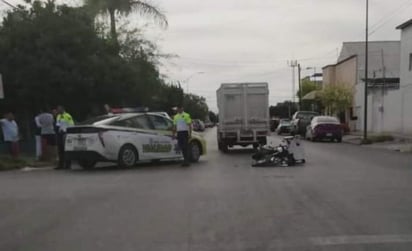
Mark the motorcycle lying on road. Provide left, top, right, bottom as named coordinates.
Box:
left=252, top=136, right=306, bottom=167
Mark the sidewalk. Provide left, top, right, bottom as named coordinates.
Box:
left=342, top=132, right=412, bottom=153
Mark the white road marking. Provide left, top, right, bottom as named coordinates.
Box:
left=309, top=234, right=412, bottom=246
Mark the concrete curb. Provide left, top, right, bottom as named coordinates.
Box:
left=21, top=166, right=54, bottom=172
left=342, top=140, right=362, bottom=145
left=342, top=136, right=362, bottom=145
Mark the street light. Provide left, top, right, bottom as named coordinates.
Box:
left=184, top=72, right=205, bottom=93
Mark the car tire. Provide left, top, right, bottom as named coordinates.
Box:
left=78, top=160, right=96, bottom=170
left=189, top=141, right=201, bottom=163
left=118, top=144, right=138, bottom=168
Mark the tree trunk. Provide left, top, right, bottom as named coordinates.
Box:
left=108, top=8, right=118, bottom=47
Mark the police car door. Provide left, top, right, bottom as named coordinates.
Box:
left=147, top=114, right=178, bottom=159
left=129, top=115, right=159, bottom=160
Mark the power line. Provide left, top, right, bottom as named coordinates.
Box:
left=0, top=0, right=17, bottom=9
left=370, top=0, right=412, bottom=30
left=368, top=0, right=412, bottom=36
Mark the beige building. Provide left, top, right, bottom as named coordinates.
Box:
left=322, top=55, right=358, bottom=130
left=323, top=55, right=357, bottom=88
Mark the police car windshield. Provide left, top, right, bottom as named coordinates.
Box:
left=79, top=115, right=118, bottom=125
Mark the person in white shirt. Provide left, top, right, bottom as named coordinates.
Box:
left=34, top=113, right=42, bottom=160
left=0, top=112, right=19, bottom=158
left=35, top=110, right=56, bottom=161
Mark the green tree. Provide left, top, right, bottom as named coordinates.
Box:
left=297, top=78, right=321, bottom=98
left=296, top=78, right=322, bottom=111
left=151, top=82, right=184, bottom=113
left=269, top=101, right=297, bottom=118
left=183, top=94, right=209, bottom=120
left=320, top=84, right=353, bottom=115
left=208, top=111, right=218, bottom=123
left=84, top=0, right=167, bottom=45
left=0, top=1, right=167, bottom=135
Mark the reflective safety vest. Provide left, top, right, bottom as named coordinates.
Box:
left=173, top=112, right=192, bottom=132
left=56, top=112, right=74, bottom=132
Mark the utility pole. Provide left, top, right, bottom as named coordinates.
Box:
left=313, top=67, right=316, bottom=82
left=363, top=0, right=369, bottom=141
left=288, top=101, right=291, bottom=118
left=288, top=60, right=298, bottom=109
left=298, top=64, right=302, bottom=110
left=380, top=49, right=386, bottom=133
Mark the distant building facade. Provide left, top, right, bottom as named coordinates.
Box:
left=397, top=19, right=412, bottom=134
left=323, top=41, right=401, bottom=132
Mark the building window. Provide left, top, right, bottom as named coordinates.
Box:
left=409, top=53, right=412, bottom=71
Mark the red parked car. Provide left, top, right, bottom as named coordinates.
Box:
left=305, top=116, right=343, bottom=142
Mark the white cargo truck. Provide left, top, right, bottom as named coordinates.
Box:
left=216, top=83, right=270, bottom=152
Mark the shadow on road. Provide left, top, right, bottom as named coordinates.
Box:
left=70, top=160, right=208, bottom=173
left=252, top=163, right=305, bottom=169
left=223, top=148, right=256, bottom=155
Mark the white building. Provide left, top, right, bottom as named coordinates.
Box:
left=397, top=19, right=412, bottom=135
left=323, top=18, right=412, bottom=136
left=323, top=41, right=401, bottom=132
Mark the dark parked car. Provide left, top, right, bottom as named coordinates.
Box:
left=270, top=118, right=280, bottom=132
left=204, top=121, right=215, bottom=128
left=275, top=119, right=292, bottom=135
left=305, top=116, right=343, bottom=142
left=192, top=119, right=205, bottom=132
left=290, top=111, right=319, bottom=136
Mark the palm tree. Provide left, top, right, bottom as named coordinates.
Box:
left=85, top=0, right=168, bottom=44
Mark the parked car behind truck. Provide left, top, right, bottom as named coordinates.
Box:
left=276, top=119, right=292, bottom=135
left=290, top=111, right=319, bottom=136
left=192, top=119, right=205, bottom=132
left=216, top=83, right=270, bottom=152
left=305, top=116, right=343, bottom=142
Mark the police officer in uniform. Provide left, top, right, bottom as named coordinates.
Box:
left=172, top=106, right=192, bottom=167
left=55, top=105, right=74, bottom=169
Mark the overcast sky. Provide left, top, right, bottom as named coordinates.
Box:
left=2, top=0, right=412, bottom=112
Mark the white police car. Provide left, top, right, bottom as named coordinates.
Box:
left=64, top=112, right=207, bottom=169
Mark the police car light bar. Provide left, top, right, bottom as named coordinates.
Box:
left=111, top=107, right=149, bottom=114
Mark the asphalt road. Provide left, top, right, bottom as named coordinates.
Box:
left=1, top=128, right=412, bottom=251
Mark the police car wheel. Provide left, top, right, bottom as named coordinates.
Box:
left=78, top=160, right=96, bottom=170
left=118, top=145, right=138, bottom=168
left=190, top=142, right=201, bottom=163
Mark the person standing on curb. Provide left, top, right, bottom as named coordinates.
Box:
left=172, top=106, right=192, bottom=167
left=34, top=112, right=42, bottom=160
left=55, top=106, right=74, bottom=169
left=36, top=109, right=56, bottom=161
left=0, top=112, right=19, bottom=158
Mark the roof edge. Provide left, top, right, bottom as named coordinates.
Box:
left=397, top=19, right=412, bottom=30
left=322, top=55, right=357, bottom=69
left=342, top=40, right=400, bottom=44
